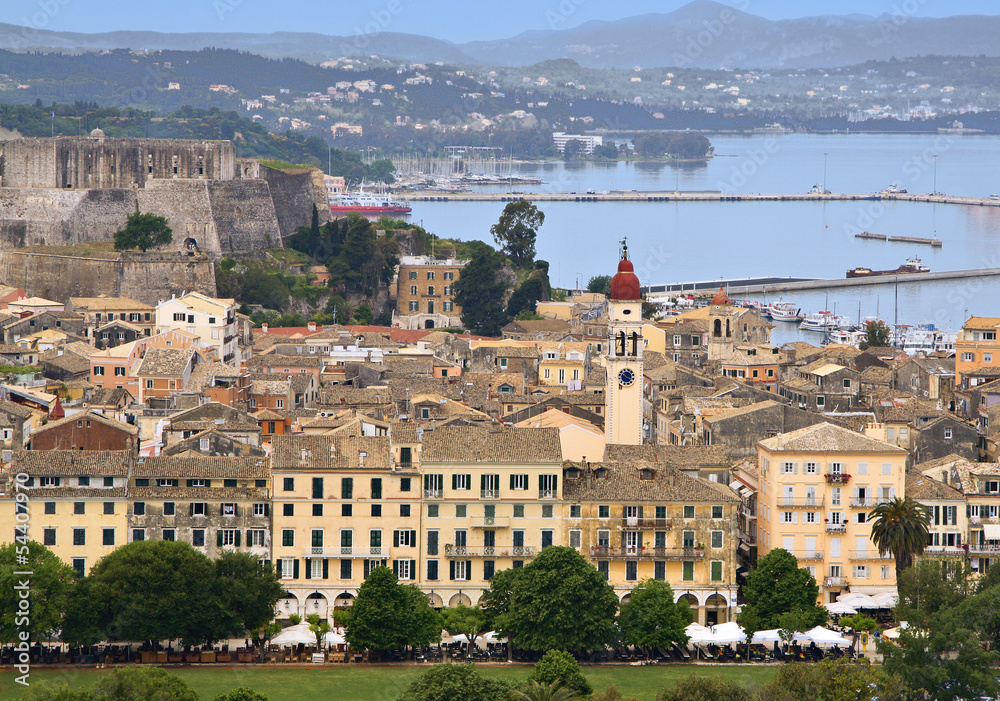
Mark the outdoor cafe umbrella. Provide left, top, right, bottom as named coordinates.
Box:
left=824, top=601, right=859, bottom=615
left=837, top=592, right=881, bottom=609
left=883, top=621, right=909, bottom=640
left=684, top=623, right=716, bottom=645
left=711, top=622, right=747, bottom=644
left=873, top=591, right=898, bottom=608
left=270, top=623, right=315, bottom=647
left=482, top=631, right=507, bottom=644
left=322, top=631, right=346, bottom=646
left=750, top=629, right=784, bottom=644
left=794, top=626, right=851, bottom=646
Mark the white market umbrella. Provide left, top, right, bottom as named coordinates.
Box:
left=873, top=591, right=898, bottom=608
left=451, top=633, right=470, bottom=643
left=271, top=623, right=315, bottom=647
left=711, top=621, right=747, bottom=644
left=322, top=631, right=346, bottom=645
left=751, top=629, right=784, bottom=644
left=883, top=621, right=909, bottom=640
left=794, top=626, right=851, bottom=646
left=482, top=631, right=507, bottom=644
left=837, top=593, right=881, bottom=609
left=685, top=623, right=716, bottom=645
left=825, top=601, right=858, bottom=615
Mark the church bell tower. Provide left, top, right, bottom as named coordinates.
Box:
left=605, top=239, right=644, bottom=445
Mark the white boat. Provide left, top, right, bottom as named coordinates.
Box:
left=800, top=310, right=849, bottom=332
left=898, top=324, right=957, bottom=355
left=826, top=328, right=866, bottom=347
left=768, top=302, right=801, bottom=321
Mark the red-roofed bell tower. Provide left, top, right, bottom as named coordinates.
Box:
left=605, top=239, right=644, bottom=445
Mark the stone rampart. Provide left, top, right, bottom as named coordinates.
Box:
left=0, top=250, right=216, bottom=305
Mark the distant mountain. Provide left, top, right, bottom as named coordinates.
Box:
left=2, top=1, right=1000, bottom=69
left=458, top=0, right=1000, bottom=69
left=0, top=24, right=479, bottom=66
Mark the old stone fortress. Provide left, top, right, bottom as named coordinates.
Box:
left=0, top=131, right=326, bottom=255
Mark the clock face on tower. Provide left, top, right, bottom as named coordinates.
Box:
left=617, top=368, right=636, bottom=387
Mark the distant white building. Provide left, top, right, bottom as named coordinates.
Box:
left=552, top=132, right=603, bottom=154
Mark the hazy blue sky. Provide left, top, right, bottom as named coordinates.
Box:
left=2, top=0, right=998, bottom=43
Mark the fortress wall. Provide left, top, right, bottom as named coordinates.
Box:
left=259, top=165, right=331, bottom=239
left=0, top=250, right=216, bottom=306
left=1, top=140, right=56, bottom=189
left=207, top=179, right=283, bottom=252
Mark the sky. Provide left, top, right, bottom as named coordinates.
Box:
left=1, top=0, right=998, bottom=43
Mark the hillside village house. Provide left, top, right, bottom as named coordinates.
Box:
left=155, top=292, right=240, bottom=364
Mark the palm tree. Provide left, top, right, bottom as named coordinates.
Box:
left=869, top=497, right=931, bottom=581
left=511, top=681, right=584, bottom=701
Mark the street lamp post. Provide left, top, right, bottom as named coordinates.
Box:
left=823, top=153, right=828, bottom=193
left=932, top=154, right=938, bottom=195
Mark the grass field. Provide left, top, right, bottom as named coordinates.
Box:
left=0, top=664, right=778, bottom=700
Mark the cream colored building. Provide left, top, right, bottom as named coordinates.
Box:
left=756, top=423, right=907, bottom=601
left=0, top=451, right=132, bottom=577
left=514, top=410, right=605, bottom=462
left=563, top=459, right=740, bottom=625
left=417, top=426, right=565, bottom=607
left=155, top=292, right=240, bottom=365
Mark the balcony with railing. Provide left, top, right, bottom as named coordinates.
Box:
left=849, top=497, right=891, bottom=508
left=303, top=546, right=390, bottom=558
left=823, top=576, right=848, bottom=587
left=589, top=545, right=705, bottom=560
left=620, top=517, right=673, bottom=529
left=825, top=472, right=851, bottom=484
left=924, top=545, right=967, bottom=557
left=826, top=522, right=847, bottom=534
left=471, top=517, right=509, bottom=528
left=423, top=488, right=442, bottom=498
left=778, top=498, right=824, bottom=509
left=849, top=550, right=893, bottom=561
left=968, top=542, right=1000, bottom=555
left=737, top=529, right=757, bottom=546
left=789, top=550, right=824, bottom=561
left=444, top=544, right=536, bottom=558
left=538, top=489, right=558, bottom=500
left=480, top=488, right=501, bottom=500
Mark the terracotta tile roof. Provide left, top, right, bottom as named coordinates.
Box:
left=963, top=366, right=1000, bottom=378
left=69, top=297, right=153, bottom=311
left=33, top=409, right=137, bottom=437
left=12, top=450, right=132, bottom=476
left=860, top=367, right=893, bottom=383
left=759, top=422, right=905, bottom=453
left=248, top=354, right=323, bottom=368
left=320, top=387, right=394, bottom=406
left=703, top=400, right=783, bottom=423
left=421, top=426, right=563, bottom=464
left=133, top=455, right=269, bottom=479
left=129, top=486, right=269, bottom=500
left=906, top=473, right=965, bottom=501
left=963, top=317, right=1000, bottom=330
left=136, top=347, right=194, bottom=377
left=562, top=462, right=739, bottom=502
left=390, top=422, right=421, bottom=444
left=89, top=388, right=132, bottom=407
left=270, top=434, right=391, bottom=469
left=604, top=443, right=728, bottom=468
left=41, top=352, right=91, bottom=375
left=168, top=403, right=260, bottom=433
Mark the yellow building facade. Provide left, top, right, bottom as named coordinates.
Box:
left=756, top=423, right=907, bottom=602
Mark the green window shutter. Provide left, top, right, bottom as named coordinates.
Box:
left=186, top=479, right=194, bottom=487
left=233, top=504, right=239, bottom=517
left=393, top=560, right=399, bottom=577
left=510, top=474, right=515, bottom=489
left=622, top=506, right=628, bottom=518
left=217, top=530, right=224, bottom=547
left=552, top=475, right=558, bottom=491
left=452, top=474, right=457, bottom=490
left=234, top=530, right=241, bottom=547
left=637, top=532, right=643, bottom=549
left=449, top=560, right=456, bottom=580
left=189, top=503, right=194, bottom=516
left=638, top=506, right=643, bottom=519
left=264, top=504, right=270, bottom=517
left=305, top=558, right=312, bottom=579
left=410, top=530, right=417, bottom=545
left=293, top=559, right=300, bottom=579
left=323, top=559, right=329, bottom=579
left=245, top=530, right=252, bottom=545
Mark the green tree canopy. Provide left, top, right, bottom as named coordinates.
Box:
left=479, top=566, right=520, bottom=639
left=859, top=320, right=892, bottom=350
left=618, top=580, right=691, bottom=650
left=61, top=540, right=237, bottom=647
left=397, top=663, right=513, bottom=701
left=512, top=681, right=585, bottom=701
left=440, top=604, right=488, bottom=647
left=506, top=546, right=619, bottom=653
left=453, top=247, right=512, bottom=336
left=869, top=497, right=930, bottom=581
left=113, top=211, right=173, bottom=252
left=214, top=550, right=284, bottom=639
left=213, top=689, right=270, bottom=701
left=528, top=649, right=591, bottom=696
left=344, top=566, right=440, bottom=654
left=0, top=541, right=76, bottom=643
left=737, top=548, right=826, bottom=631
left=587, top=275, right=612, bottom=296
left=507, top=269, right=550, bottom=319
left=490, top=200, right=544, bottom=268
left=761, top=659, right=907, bottom=701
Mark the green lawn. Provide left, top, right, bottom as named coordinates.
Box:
left=0, top=664, right=777, bottom=701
